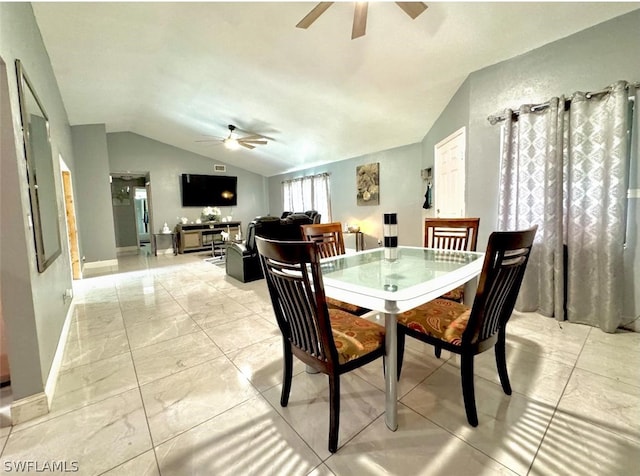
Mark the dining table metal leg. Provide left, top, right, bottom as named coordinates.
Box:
left=384, top=311, right=398, bottom=431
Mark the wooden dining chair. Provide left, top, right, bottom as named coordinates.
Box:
left=300, top=222, right=346, bottom=257
left=425, top=217, right=480, bottom=303
left=300, top=222, right=369, bottom=316
left=397, top=226, right=537, bottom=427
left=425, top=217, right=480, bottom=250
left=256, top=237, right=385, bottom=453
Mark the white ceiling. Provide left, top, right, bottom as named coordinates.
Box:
left=33, top=2, right=639, bottom=177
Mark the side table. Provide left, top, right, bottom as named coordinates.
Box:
left=152, top=232, right=178, bottom=256
left=344, top=231, right=364, bottom=252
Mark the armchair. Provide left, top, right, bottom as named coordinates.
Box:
left=225, top=216, right=280, bottom=283
left=225, top=214, right=313, bottom=283
left=281, top=210, right=320, bottom=223
left=304, top=210, right=321, bottom=224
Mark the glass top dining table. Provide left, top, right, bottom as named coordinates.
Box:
left=320, top=246, right=484, bottom=431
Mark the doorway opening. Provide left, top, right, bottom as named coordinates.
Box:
left=61, top=165, right=81, bottom=279
left=110, top=173, right=152, bottom=254
left=133, top=187, right=150, bottom=246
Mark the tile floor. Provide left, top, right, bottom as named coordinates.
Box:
left=0, top=249, right=639, bottom=475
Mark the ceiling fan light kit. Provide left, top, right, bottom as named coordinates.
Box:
left=198, top=124, right=268, bottom=151
left=224, top=138, right=240, bottom=150
left=297, top=1, right=428, bottom=40
left=224, top=125, right=241, bottom=150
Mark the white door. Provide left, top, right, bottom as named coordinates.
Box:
left=434, top=127, right=466, bottom=217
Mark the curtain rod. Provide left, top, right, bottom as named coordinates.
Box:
left=282, top=172, right=331, bottom=184
left=487, top=81, right=639, bottom=125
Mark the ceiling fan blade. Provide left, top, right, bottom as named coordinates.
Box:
left=239, top=134, right=266, bottom=141
left=239, top=142, right=256, bottom=150
left=195, top=139, right=221, bottom=143
left=296, top=2, right=334, bottom=29
left=395, top=2, right=428, bottom=20
left=240, top=139, right=267, bottom=145
left=352, top=2, right=368, bottom=39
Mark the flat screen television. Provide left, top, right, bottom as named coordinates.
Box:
left=181, top=174, right=238, bottom=207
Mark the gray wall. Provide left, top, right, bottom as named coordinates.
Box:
left=0, top=2, right=75, bottom=398
left=107, top=132, right=268, bottom=237
left=269, top=143, right=424, bottom=247
left=421, top=77, right=471, bottom=177
left=71, top=124, right=117, bottom=263
left=421, top=9, right=640, bottom=323
left=1, top=58, right=42, bottom=400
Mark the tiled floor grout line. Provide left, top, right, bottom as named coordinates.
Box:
left=253, top=372, right=325, bottom=465
left=10, top=285, right=134, bottom=433
left=113, top=279, right=163, bottom=476
left=122, top=264, right=325, bottom=471
left=326, top=371, right=391, bottom=459
left=125, top=330, right=320, bottom=470
left=0, top=427, right=10, bottom=460
left=95, top=451, right=149, bottom=476
left=202, top=307, right=325, bottom=463
left=410, top=364, right=531, bottom=475
left=399, top=343, right=586, bottom=476
left=397, top=354, right=449, bottom=400
left=522, top=324, right=592, bottom=475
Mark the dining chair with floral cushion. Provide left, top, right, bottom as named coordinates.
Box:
left=300, top=222, right=370, bottom=316
left=256, top=236, right=385, bottom=453
left=397, top=226, right=537, bottom=427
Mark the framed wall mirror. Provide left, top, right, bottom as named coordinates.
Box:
left=15, top=59, right=62, bottom=272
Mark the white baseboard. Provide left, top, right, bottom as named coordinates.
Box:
left=10, top=392, right=48, bottom=425
left=157, top=248, right=175, bottom=255
left=116, top=246, right=138, bottom=253
left=82, top=259, right=118, bottom=270
left=8, top=301, right=75, bottom=426
left=44, top=301, right=74, bottom=408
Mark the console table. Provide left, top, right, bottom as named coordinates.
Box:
left=176, top=221, right=242, bottom=254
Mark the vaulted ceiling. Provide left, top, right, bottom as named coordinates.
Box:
left=32, top=2, right=639, bottom=177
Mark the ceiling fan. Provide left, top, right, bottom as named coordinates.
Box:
left=296, top=2, right=428, bottom=40
left=196, top=124, right=268, bottom=150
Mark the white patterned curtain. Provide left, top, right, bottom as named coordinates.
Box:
left=282, top=173, right=332, bottom=223
left=497, top=81, right=632, bottom=332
